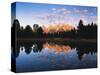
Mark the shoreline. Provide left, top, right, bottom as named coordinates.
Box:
left=16, top=38, right=97, bottom=43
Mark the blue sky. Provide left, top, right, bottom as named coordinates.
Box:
left=12, top=2, right=97, bottom=28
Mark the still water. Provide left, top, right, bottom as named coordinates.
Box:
left=12, top=41, right=97, bottom=72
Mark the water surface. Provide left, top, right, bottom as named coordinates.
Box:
left=12, top=40, right=97, bottom=72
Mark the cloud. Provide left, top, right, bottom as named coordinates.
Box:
left=35, top=8, right=74, bottom=25
left=83, top=9, right=88, bottom=13
left=52, top=7, right=90, bottom=15
left=90, top=16, right=97, bottom=23
left=91, top=16, right=97, bottom=20
left=34, top=7, right=97, bottom=26
left=73, top=8, right=89, bottom=14
left=52, top=8, right=56, bottom=11
left=52, top=8, right=72, bottom=14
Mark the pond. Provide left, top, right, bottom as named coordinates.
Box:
left=11, top=40, right=97, bottom=72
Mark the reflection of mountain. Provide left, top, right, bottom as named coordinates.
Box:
left=43, top=42, right=71, bottom=53
left=11, top=40, right=97, bottom=61
left=42, top=24, right=74, bottom=33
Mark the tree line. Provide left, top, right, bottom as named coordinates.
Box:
left=11, top=19, right=97, bottom=39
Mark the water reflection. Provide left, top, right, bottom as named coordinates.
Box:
left=12, top=41, right=97, bottom=60
left=11, top=40, right=97, bottom=72
left=43, top=42, right=71, bottom=53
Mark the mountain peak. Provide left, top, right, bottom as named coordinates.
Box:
left=42, top=24, right=74, bottom=33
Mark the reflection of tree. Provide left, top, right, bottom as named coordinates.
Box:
left=76, top=43, right=97, bottom=60
left=16, top=42, right=20, bottom=57
left=13, top=41, right=33, bottom=57
left=13, top=41, right=44, bottom=57
left=20, top=41, right=33, bottom=54
left=32, top=42, right=43, bottom=52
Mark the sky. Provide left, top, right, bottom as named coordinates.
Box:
left=12, top=2, right=97, bottom=28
